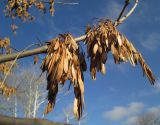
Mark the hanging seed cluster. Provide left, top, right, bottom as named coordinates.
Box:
left=41, top=34, right=87, bottom=120
left=0, top=37, right=13, bottom=75
left=0, top=37, right=10, bottom=48
left=0, top=63, right=11, bottom=75
left=4, top=0, right=55, bottom=21
left=33, top=55, right=39, bottom=64
left=85, top=19, right=155, bottom=84
left=0, top=37, right=16, bottom=97
left=0, top=82, right=16, bottom=97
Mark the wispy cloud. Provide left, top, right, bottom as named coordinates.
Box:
left=122, top=116, right=138, bottom=125
left=101, top=0, right=122, bottom=19
left=108, top=87, right=117, bottom=92
left=148, top=105, right=160, bottom=114
left=103, top=106, right=127, bottom=121
left=103, top=102, right=144, bottom=121
left=103, top=102, right=160, bottom=125
left=141, top=33, right=160, bottom=51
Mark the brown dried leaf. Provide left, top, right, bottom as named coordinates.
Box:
left=63, top=50, right=69, bottom=73
left=34, top=55, right=39, bottom=64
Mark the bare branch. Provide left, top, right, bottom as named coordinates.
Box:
left=115, top=0, right=130, bottom=23
left=114, top=0, right=139, bottom=26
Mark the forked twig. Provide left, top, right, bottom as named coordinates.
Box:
left=114, top=0, right=139, bottom=26
left=116, top=0, right=130, bottom=23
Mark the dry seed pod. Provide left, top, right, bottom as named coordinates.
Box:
left=63, top=51, right=69, bottom=73
left=34, top=55, right=39, bottom=64
left=73, top=98, right=79, bottom=119
left=117, top=34, right=122, bottom=46
left=101, top=63, right=106, bottom=75
left=79, top=52, right=87, bottom=71
left=0, top=37, right=14, bottom=75
left=93, top=43, right=98, bottom=55
left=49, top=0, right=55, bottom=16
left=0, top=82, right=16, bottom=97
left=54, top=41, right=60, bottom=50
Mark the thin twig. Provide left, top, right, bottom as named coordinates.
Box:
left=114, top=0, right=139, bottom=26
left=55, top=2, right=79, bottom=5
left=42, top=0, right=79, bottom=5
left=115, top=0, right=130, bottom=23
left=9, top=46, right=20, bottom=52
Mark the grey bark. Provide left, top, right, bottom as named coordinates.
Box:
left=0, top=35, right=86, bottom=63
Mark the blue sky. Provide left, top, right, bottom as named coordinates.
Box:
left=1, top=0, right=160, bottom=125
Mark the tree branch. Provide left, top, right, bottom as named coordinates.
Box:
left=0, top=35, right=86, bottom=63
left=116, top=0, right=130, bottom=23
left=114, top=0, right=139, bottom=26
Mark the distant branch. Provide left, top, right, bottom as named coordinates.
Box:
left=55, top=2, right=79, bottom=5
left=42, top=1, right=79, bottom=5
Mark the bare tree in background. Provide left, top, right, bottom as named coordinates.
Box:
left=0, top=64, right=47, bottom=118
left=138, top=110, right=160, bottom=125
left=63, top=104, right=74, bottom=124
left=62, top=104, right=88, bottom=125
left=14, top=65, right=47, bottom=118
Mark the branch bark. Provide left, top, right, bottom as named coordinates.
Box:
left=116, top=0, right=130, bottom=23
left=114, top=0, right=139, bottom=26
left=0, top=115, right=70, bottom=125
left=0, top=35, right=86, bottom=63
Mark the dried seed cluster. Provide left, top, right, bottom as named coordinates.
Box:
left=85, top=19, right=155, bottom=84
left=41, top=34, right=87, bottom=120
left=4, top=0, right=55, bottom=21
left=0, top=37, right=13, bottom=75
left=33, top=55, right=39, bottom=64
left=0, top=37, right=16, bottom=97
left=0, top=63, right=11, bottom=75
left=0, top=82, right=16, bottom=97
left=0, top=37, right=10, bottom=48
